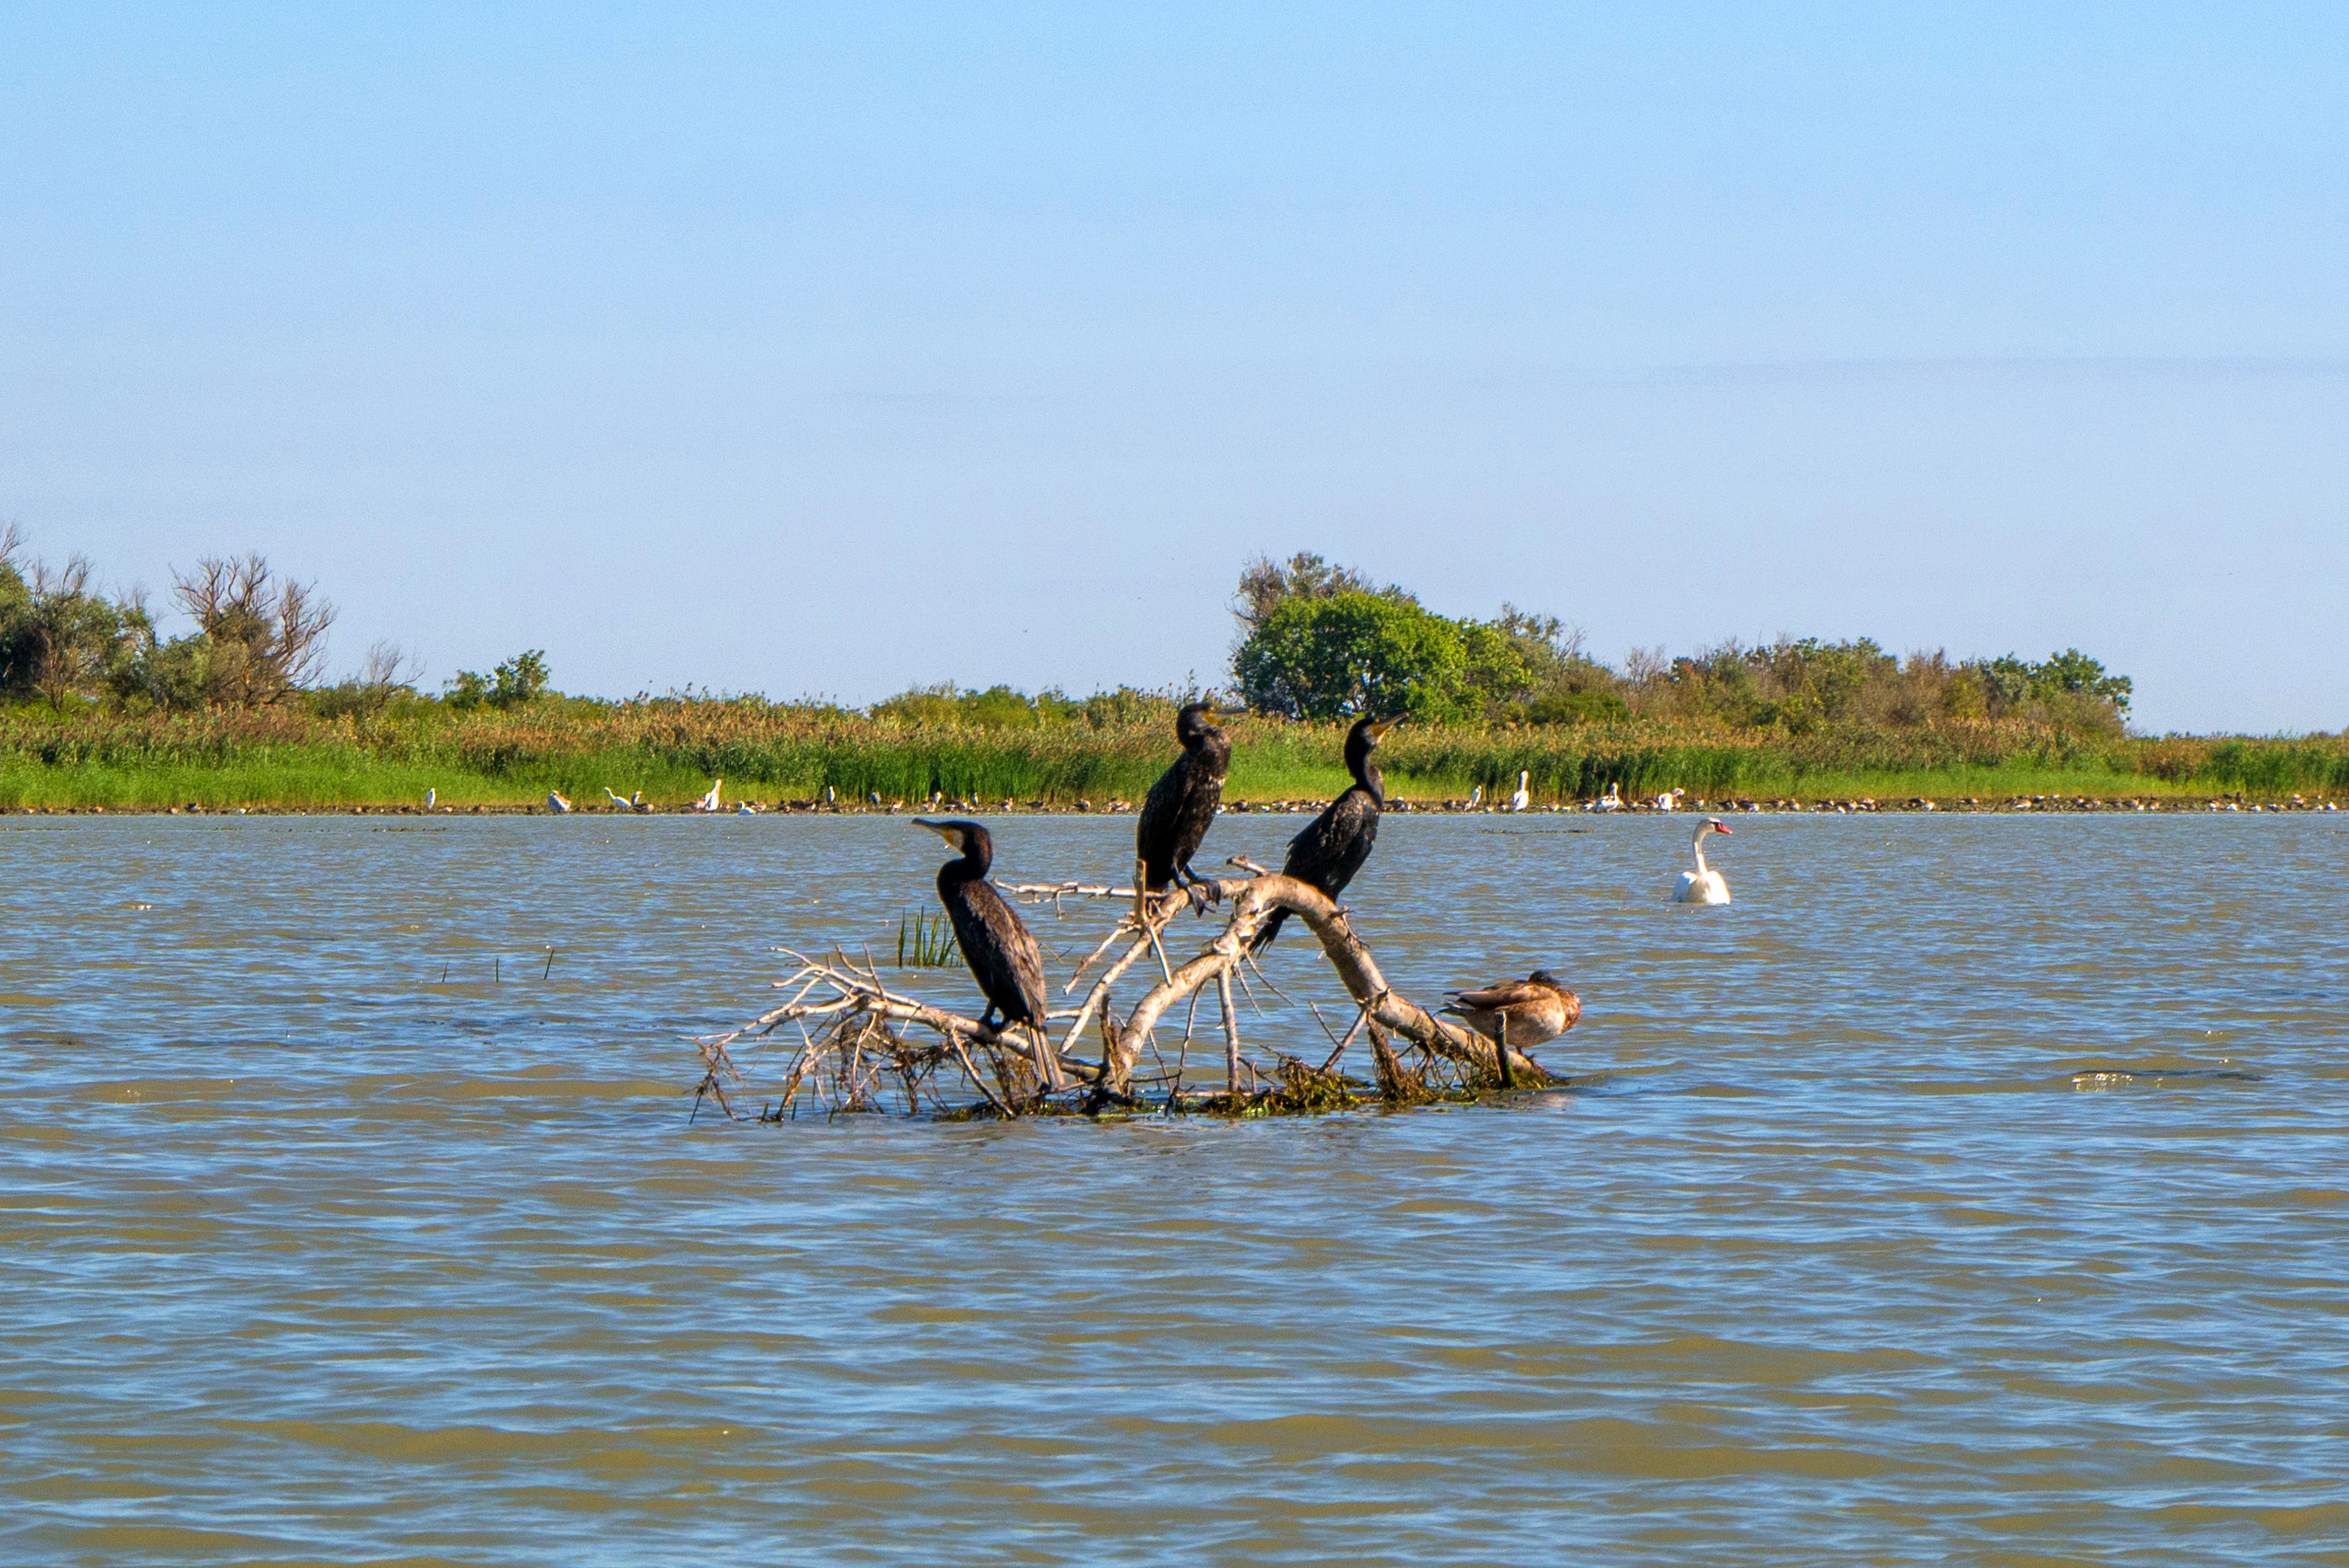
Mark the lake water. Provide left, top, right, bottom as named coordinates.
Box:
left=5, top=812, right=2347, bottom=1565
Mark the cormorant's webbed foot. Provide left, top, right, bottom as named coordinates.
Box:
left=1176, top=867, right=1222, bottom=912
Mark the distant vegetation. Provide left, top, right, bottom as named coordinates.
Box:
left=3, top=532, right=2341, bottom=809
left=1228, top=550, right=2134, bottom=734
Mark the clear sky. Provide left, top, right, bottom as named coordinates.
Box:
left=3, top=4, right=2344, bottom=733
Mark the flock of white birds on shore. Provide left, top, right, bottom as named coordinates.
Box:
left=463, top=770, right=1742, bottom=905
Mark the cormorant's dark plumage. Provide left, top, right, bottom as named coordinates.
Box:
left=1137, top=701, right=1230, bottom=892
left=913, top=819, right=1048, bottom=1034
left=1253, top=715, right=1396, bottom=950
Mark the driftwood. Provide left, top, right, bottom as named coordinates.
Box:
left=692, top=861, right=1555, bottom=1121
left=1095, top=869, right=1551, bottom=1093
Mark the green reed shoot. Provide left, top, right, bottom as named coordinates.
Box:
left=896, top=910, right=963, bottom=969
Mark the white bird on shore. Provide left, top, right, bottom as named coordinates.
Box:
left=1591, top=782, right=1624, bottom=813
left=1654, top=788, right=1683, bottom=811
left=425, top=788, right=436, bottom=810
left=547, top=791, right=573, bottom=814
left=602, top=787, right=637, bottom=811
left=1674, top=816, right=1732, bottom=904
left=694, top=779, right=723, bottom=812
left=736, top=800, right=757, bottom=815
left=1509, top=771, right=1531, bottom=812
left=1469, top=784, right=1483, bottom=808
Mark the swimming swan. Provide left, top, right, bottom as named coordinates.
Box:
left=1674, top=816, right=1731, bottom=904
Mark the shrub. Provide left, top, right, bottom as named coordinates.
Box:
left=448, top=650, right=550, bottom=712
left=0, top=530, right=154, bottom=709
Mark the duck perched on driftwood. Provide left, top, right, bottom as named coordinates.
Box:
left=1440, top=970, right=1581, bottom=1052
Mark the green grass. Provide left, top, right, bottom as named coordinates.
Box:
left=3, top=702, right=2344, bottom=810
left=0, top=750, right=721, bottom=811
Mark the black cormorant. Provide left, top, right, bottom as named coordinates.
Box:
left=1252, top=715, right=1397, bottom=950
left=1136, top=700, right=1230, bottom=894
left=912, top=819, right=1049, bottom=1036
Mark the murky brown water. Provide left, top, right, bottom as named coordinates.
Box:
left=5, top=813, right=2347, bottom=1565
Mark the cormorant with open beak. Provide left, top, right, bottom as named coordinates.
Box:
left=912, top=819, right=1050, bottom=1042
left=1136, top=699, right=1231, bottom=897
left=1252, top=714, right=1398, bottom=950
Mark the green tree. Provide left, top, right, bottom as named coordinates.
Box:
left=2029, top=648, right=2132, bottom=714
left=448, top=650, right=551, bottom=712
left=1966, top=649, right=2132, bottom=725
left=0, top=530, right=153, bottom=709
left=1236, top=591, right=1493, bottom=720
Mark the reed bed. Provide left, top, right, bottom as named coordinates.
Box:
left=3, top=701, right=2345, bottom=809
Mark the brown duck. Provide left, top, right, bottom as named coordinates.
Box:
left=1440, top=969, right=1581, bottom=1053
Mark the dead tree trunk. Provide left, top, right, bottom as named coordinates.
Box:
left=695, top=868, right=1557, bottom=1122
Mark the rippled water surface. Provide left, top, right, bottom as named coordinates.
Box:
left=6, top=813, right=2349, bottom=1565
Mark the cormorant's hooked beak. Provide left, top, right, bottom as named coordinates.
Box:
left=911, top=818, right=962, bottom=848
left=1362, top=719, right=1398, bottom=740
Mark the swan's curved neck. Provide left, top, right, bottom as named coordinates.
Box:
left=1691, top=824, right=1711, bottom=875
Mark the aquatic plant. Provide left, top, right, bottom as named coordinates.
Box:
left=894, top=910, right=963, bottom=969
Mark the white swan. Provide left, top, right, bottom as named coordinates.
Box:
left=1510, top=771, right=1531, bottom=812
left=547, top=790, right=573, bottom=814
left=1674, top=816, right=1731, bottom=904
left=1654, top=787, right=1683, bottom=811
left=1591, top=782, right=1624, bottom=813
left=693, top=779, right=723, bottom=813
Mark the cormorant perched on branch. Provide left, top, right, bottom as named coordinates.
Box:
left=912, top=819, right=1049, bottom=1036
left=1252, top=715, right=1397, bottom=950
left=1137, top=700, right=1230, bottom=894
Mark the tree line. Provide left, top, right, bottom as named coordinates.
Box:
left=1, top=527, right=340, bottom=712
left=2, top=528, right=2136, bottom=734
left=0, top=527, right=548, bottom=718
left=1228, top=551, right=2134, bottom=735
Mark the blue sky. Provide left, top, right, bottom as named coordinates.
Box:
left=3, top=4, right=2344, bottom=732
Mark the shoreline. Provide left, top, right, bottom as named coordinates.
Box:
left=9, top=789, right=2338, bottom=817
